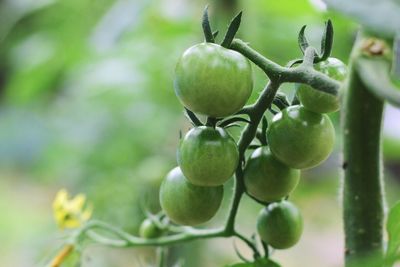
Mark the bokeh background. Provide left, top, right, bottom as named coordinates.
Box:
left=0, top=0, right=399, bottom=266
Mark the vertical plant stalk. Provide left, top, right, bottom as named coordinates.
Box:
left=342, top=35, right=385, bottom=267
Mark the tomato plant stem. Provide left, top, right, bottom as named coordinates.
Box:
left=76, top=220, right=260, bottom=257
left=342, top=35, right=385, bottom=267
left=230, top=39, right=341, bottom=95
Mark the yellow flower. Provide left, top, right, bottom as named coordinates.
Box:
left=53, top=189, right=92, bottom=230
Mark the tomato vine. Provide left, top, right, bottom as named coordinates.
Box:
left=54, top=6, right=342, bottom=266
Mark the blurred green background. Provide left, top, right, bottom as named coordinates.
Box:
left=0, top=0, right=399, bottom=266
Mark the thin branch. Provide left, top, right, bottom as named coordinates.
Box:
left=80, top=221, right=225, bottom=247
left=230, top=39, right=284, bottom=81
left=218, top=116, right=251, bottom=128
left=230, top=39, right=340, bottom=95
left=234, top=231, right=260, bottom=258
left=79, top=220, right=262, bottom=257
left=224, top=81, right=281, bottom=233
left=233, top=239, right=252, bottom=262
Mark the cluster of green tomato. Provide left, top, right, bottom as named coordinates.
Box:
left=159, top=43, right=249, bottom=227
left=139, top=42, right=347, bottom=250
left=257, top=58, right=346, bottom=249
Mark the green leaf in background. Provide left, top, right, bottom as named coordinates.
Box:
left=386, top=201, right=400, bottom=266
left=226, top=258, right=281, bottom=267
left=323, top=0, right=400, bottom=39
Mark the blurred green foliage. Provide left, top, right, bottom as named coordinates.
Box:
left=0, top=0, right=399, bottom=266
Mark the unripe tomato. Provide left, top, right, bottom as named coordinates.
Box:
left=174, top=43, right=253, bottom=117
left=139, top=218, right=163, bottom=239
left=159, top=167, right=223, bottom=226
left=297, top=57, right=347, bottom=113
left=244, top=147, right=300, bottom=202
left=178, top=126, right=239, bottom=186
left=267, top=105, right=335, bottom=169
left=257, top=201, right=303, bottom=249
left=229, top=258, right=280, bottom=267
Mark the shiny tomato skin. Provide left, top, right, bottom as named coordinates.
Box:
left=244, top=147, right=300, bottom=202
left=178, top=126, right=239, bottom=187
left=266, top=105, right=335, bottom=169
left=159, top=167, right=223, bottom=226
left=297, top=57, right=347, bottom=113
left=257, top=201, right=303, bottom=249
left=174, top=43, right=253, bottom=117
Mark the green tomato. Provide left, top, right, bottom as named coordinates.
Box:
left=297, top=57, right=347, bottom=113
left=257, top=201, right=303, bottom=249
left=244, top=147, right=300, bottom=202
left=228, top=258, right=280, bottom=267
left=177, top=126, right=239, bottom=186
left=266, top=105, right=335, bottom=169
left=139, top=218, right=163, bottom=239
left=174, top=43, right=253, bottom=117
left=159, top=167, right=223, bottom=226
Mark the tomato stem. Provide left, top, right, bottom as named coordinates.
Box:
left=230, top=39, right=341, bottom=95
left=76, top=220, right=261, bottom=257
left=342, top=33, right=385, bottom=267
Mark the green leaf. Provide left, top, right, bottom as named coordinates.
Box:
left=221, top=11, right=243, bottom=48
left=320, top=20, right=334, bottom=61
left=202, top=5, right=215, bottom=43
left=386, top=201, right=400, bottom=263
left=184, top=108, right=203, bottom=127
left=323, top=0, right=400, bottom=39
left=213, top=30, right=220, bottom=40
left=298, top=25, right=310, bottom=54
